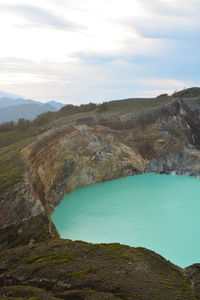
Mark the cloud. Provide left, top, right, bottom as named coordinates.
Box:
left=138, top=0, right=200, bottom=17
left=124, top=15, right=200, bottom=40
left=2, top=4, right=80, bottom=31
left=72, top=52, right=120, bottom=65
left=72, top=34, right=172, bottom=66
left=0, top=0, right=199, bottom=103
left=136, top=78, right=186, bottom=88
left=0, top=56, right=196, bottom=104
left=115, top=1, right=200, bottom=40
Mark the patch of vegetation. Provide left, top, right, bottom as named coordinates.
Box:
left=157, top=93, right=169, bottom=98
left=27, top=252, right=76, bottom=265
left=0, top=138, right=33, bottom=194
left=27, top=255, right=43, bottom=264
left=66, top=267, right=98, bottom=278
left=96, top=102, right=108, bottom=113
left=119, top=253, right=132, bottom=259
left=181, top=281, right=192, bottom=294
left=73, top=269, right=91, bottom=277
left=51, top=242, right=62, bottom=248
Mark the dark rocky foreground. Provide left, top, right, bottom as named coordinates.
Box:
left=1, top=88, right=200, bottom=299
left=0, top=239, right=197, bottom=300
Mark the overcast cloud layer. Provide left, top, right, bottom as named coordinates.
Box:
left=0, top=0, right=199, bottom=104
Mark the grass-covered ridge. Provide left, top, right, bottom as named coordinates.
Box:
left=0, top=94, right=174, bottom=135
left=174, top=87, right=200, bottom=98
left=1, top=87, right=200, bottom=137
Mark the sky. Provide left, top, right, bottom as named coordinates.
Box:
left=0, top=0, right=199, bottom=104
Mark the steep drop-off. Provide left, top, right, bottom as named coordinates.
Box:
left=1, top=89, right=200, bottom=299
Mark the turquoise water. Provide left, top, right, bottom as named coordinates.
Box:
left=52, top=174, right=200, bottom=267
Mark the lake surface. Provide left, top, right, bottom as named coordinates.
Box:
left=52, top=173, right=200, bottom=267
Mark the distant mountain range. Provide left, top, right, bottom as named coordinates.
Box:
left=0, top=92, right=66, bottom=123
left=0, top=91, right=24, bottom=99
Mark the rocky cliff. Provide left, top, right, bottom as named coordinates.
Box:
left=1, top=88, right=200, bottom=299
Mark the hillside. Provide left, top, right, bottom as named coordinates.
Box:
left=1, top=87, right=200, bottom=299
left=174, top=87, right=200, bottom=98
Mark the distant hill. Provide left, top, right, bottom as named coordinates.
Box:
left=0, top=94, right=66, bottom=123
left=0, top=97, right=65, bottom=109
left=0, top=103, right=58, bottom=123
left=0, top=97, right=40, bottom=108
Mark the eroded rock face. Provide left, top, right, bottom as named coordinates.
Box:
left=21, top=97, right=200, bottom=215
left=22, top=124, right=147, bottom=209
